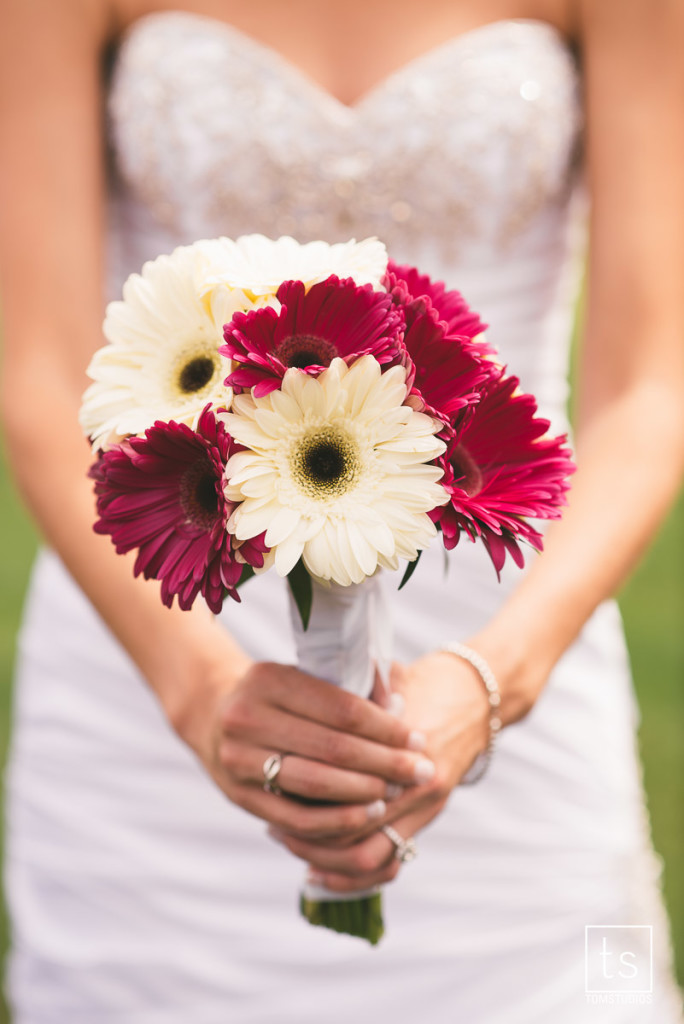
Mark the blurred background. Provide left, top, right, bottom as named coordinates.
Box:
left=0, top=355, right=682, bottom=1020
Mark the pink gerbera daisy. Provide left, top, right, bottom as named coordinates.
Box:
left=90, top=406, right=268, bottom=612
left=433, top=371, right=575, bottom=575
left=402, top=307, right=496, bottom=434
left=383, top=261, right=488, bottom=338
left=221, top=275, right=404, bottom=397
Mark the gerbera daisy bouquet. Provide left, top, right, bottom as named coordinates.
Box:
left=80, top=234, right=574, bottom=944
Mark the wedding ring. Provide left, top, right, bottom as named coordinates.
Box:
left=262, top=753, right=285, bottom=795
left=381, top=824, right=418, bottom=863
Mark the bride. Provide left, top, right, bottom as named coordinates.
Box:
left=1, top=0, right=683, bottom=1020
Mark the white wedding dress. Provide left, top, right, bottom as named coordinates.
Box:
left=4, top=13, right=682, bottom=1023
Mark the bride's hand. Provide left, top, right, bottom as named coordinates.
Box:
left=174, top=657, right=437, bottom=841
left=269, top=650, right=494, bottom=889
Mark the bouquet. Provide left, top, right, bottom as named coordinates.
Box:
left=80, top=235, right=574, bottom=944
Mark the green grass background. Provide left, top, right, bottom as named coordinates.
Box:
left=0, top=397, right=682, bottom=1019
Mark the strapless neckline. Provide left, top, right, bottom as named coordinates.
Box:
left=115, top=11, right=573, bottom=115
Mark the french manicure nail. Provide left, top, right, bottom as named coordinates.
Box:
left=365, top=798, right=387, bottom=821
left=414, top=758, right=435, bottom=785
left=267, top=825, right=286, bottom=843
left=388, top=693, right=405, bottom=717
left=307, top=871, right=324, bottom=886
left=407, top=729, right=427, bottom=752
left=386, top=783, right=404, bottom=800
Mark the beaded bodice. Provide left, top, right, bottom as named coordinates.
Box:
left=106, top=12, right=583, bottom=421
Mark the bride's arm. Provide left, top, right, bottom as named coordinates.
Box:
left=0, top=0, right=244, bottom=737
left=475, top=0, right=684, bottom=723
left=0, top=0, right=429, bottom=837
left=275, top=0, right=684, bottom=891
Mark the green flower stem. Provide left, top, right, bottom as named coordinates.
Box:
left=299, top=892, right=384, bottom=946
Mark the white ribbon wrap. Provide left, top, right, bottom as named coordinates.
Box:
left=288, top=574, right=393, bottom=903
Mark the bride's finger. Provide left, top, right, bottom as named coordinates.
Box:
left=218, top=742, right=390, bottom=804
left=305, top=856, right=401, bottom=893
left=273, top=828, right=395, bottom=877
left=220, top=703, right=435, bottom=787
left=273, top=797, right=446, bottom=879
left=246, top=662, right=422, bottom=750
left=229, top=783, right=387, bottom=840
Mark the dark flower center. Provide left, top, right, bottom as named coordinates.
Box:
left=305, top=441, right=345, bottom=482
left=180, top=458, right=221, bottom=531
left=178, top=356, right=216, bottom=394
left=293, top=427, right=359, bottom=499
left=449, top=444, right=483, bottom=496
left=275, top=334, right=338, bottom=369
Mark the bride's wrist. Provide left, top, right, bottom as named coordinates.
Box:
left=464, top=626, right=553, bottom=728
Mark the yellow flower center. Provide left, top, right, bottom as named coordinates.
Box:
left=291, top=426, right=360, bottom=500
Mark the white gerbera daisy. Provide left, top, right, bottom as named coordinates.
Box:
left=221, top=356, right=448, bottom=586
left=80, top=243, right=248, bottom=450
left=197, top=234, right=388, bottom=305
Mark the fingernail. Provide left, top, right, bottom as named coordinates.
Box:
left=365, top=798, right=387, bottom=821
left=407, top=729, right=427, bottom=752
left=385, top=783, right=403, bottom=800
left=388, top=693, right=405, bottom=717
left=414, top=758, right=435, bottom=785
left=267, top=825, right=286, bottom=843
left=307, top=871, right=324, bottom=886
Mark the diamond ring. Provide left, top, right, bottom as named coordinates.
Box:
left=381, top=824, right=418, bottom=863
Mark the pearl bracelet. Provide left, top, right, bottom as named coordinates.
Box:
left=441, top=642, right=502, bottom=784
